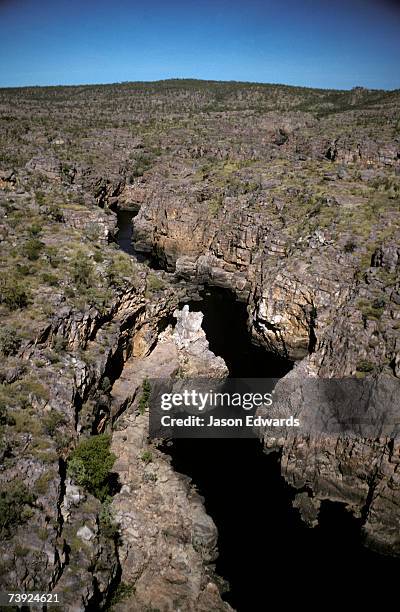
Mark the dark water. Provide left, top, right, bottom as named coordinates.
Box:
left=114, top=213, right=400, bottom=610
left=116, top=209, right=150, bottom=263
left=116, top=210, right=136, bottom=256
left=186, top=287, right=291, bottom=378
left=169, top=286, right=399, bottom=610
left=116, top=209, right=164, bottom=269
left=171, top=437, right=399, bottom=610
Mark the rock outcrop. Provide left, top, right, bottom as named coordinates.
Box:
left=109, top=306, right=230, bottom=610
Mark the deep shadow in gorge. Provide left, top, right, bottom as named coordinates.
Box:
left=116, top=209, right=162, bottom=269
left=114, top=214, right=400, bottom=610
left=168, top=287, right=400, bottom=610
left=115, top=209, right=139, bottom=257
left=170, top=437, right=400, bottom=611
left=187, top=286, right=291, bottom=378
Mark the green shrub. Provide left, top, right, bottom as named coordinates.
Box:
left=106, top=582, right=135, bottom=608
left=372, top=298, right=386, bottom=310
left=23, top=237, right=44, bottom=261
left=71, top=251, right=94, bottom=288
left=28, top=224, right=42, bottom=237
left=138, top=378, right=151, bottom=414
left=107, top=253, right=135, bottom=286
left=344, top=240, right=357, bottom=253
left=16, top=263, right=31, bottom=276
left=0, top=401, right=15, bottom=426
left=53, top=336, right=67, bottom=353
left=356, top=360, right=375, bottom=373
left=99, top=497, right=119, bottom=539
left=208, top=195, right=223, bottom=216
left=67, top=433, right=116, bottom=501
left=140, top=449, right=153, bottom=464
left=0, top=326, right=22, bottom=356
left=146, top=273, right=165, bottom=293
left=45, top=246, right=61, bottom=268
left=0, top=480, right=36, bottom=537
left=100, top=376, right=112, bottom=393
left=35, top=190, right=46, bottom=205
left=48, top=205, right=64, bottom=222
left=85, top=223, right=100, bottom=241
left=34, top=471, right=55, bottom=495
left=41, top=272, right=59, bottom=286
left=129, top=153, right=153, bottom=179
left=0, top=278, right=29, bottom=310
left=42, top=410, right=65, bottom=435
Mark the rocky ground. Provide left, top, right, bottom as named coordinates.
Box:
left=0, top=80, right=399, bottom=608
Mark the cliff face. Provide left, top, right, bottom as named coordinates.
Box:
left=0, top=249, right=180, bottom=606
left=0, top=80, right=399, bottom=607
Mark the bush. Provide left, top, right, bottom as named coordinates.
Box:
left=48, top=205, right=64, bottom=222
left=208, top=195, right=223, bottom=216
left=129, top=153, right=153, bottom=179
left=23, top=237, right=44, bottom=261
left=344, top=240, right=357, bottom=253
left=45, top=246, right=61, bottom=268
left=71, top=251, right=94, bottom=288
left=140, top=449, right=153, bottom=464
left=356, top=360, right=375, bottom=373
left=99, top=497, right=119, bottom=539
left=0, top=401, right=15, bottom=426
left=34, top=471, right=55, bottom=495
left=67, top=433, right=116, bottom=501
left=372, top=298, right=386, bottom=310
left=0, top=480, right=36, bottom=537
left=0, top=278, right=29, bottom=310
left=42, top=410, right=65, bottom=435
left=16, top=263, right=31, bottom=276
left=35, top=190, right=46, bottom=205
left=100, top=376, right=112, bottom=393
left=107, top=253, right=135, bottom=286
left=28, top=224, right=42, bottom=237
left=0, top=326, right=22, bottom=356
left=138, top=378, right=151, bottom=414
left=106, top=582, right=135, bottom=608
left=146, top=273, right=165, bottom=294
left=85, top=223, right=101, bottom=241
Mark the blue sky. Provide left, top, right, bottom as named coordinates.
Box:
left=0, top=0, right=399, bottom=89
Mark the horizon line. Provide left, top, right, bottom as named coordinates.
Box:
left=0, top=77, right=398, bottom=93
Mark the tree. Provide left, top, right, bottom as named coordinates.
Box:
left=67, top=433, right=116, bottom=501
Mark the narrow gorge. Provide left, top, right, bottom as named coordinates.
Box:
left=110, top=205, right=400, bottom=610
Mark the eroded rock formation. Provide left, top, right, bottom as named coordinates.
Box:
left=1, top=80, right=399, bottom=608
left=109, top=308, right=230, bottom=610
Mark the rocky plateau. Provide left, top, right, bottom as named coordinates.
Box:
left=0, top=80, right=399, bottom=609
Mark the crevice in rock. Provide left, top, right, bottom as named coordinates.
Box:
left=360, top=472, right=380, bottom=527
left=164, top=285, right=297, bottom=609
left=49, top=458, right=68, bottom=590
left=73, top=391, right=83, bottom=431
left=307, top=304, right=318, bottom=354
